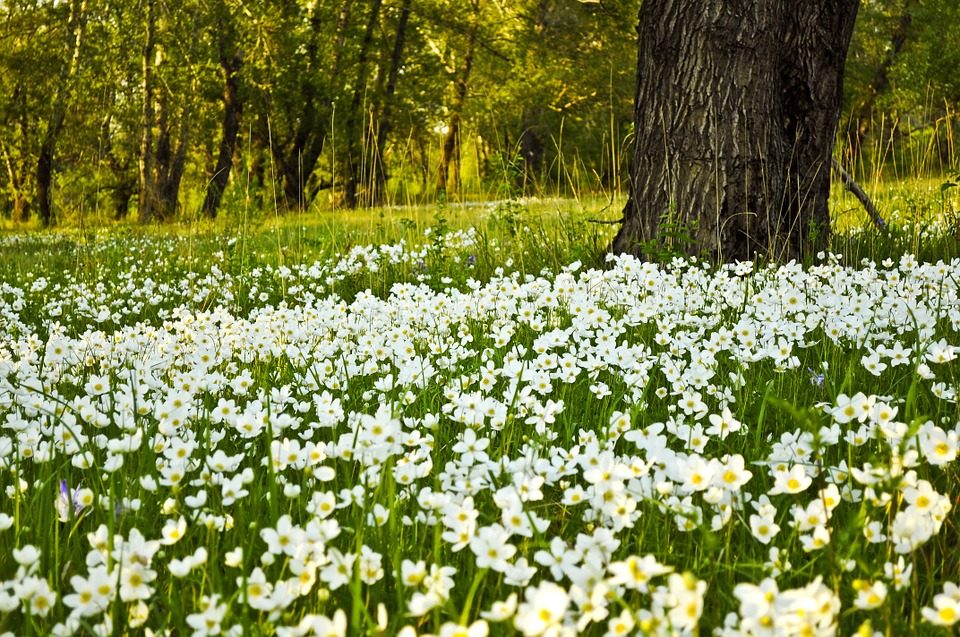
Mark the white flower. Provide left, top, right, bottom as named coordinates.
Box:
left=437, top=620, right=488, bottom=637
left=13, top=544, right=40, bottom=566
left=239, top=567, right=275, bottom=611
left=921, top=582, right=960, bottom=626
left=186, top=594, right=228, bottom=637
left=666, top=572, right=707, bottom=632
left=853, top=580, right=887, bottom=610
left=749, top=514, right=780, bottom=544
left=401, top=560, right=427, bottom=587
left=608, top=554, right=672, bottom=592
left=160, top=516, right=187, bottom=545
left=62, top=567, right=113, bottom=617
left=119, top=562, right=156, bottom=602
left=225, top=547, right=243, bottom=568
left=470, top=524, right=516, bottom=572
left=358, top=545, right=384, bottom=584
left=481, top=593, right=518, bottom=622
left=514, top=581, right=570, bottom=636
left=768, top=464, right=812, bottom=495
left=319, top=549, right=355, bottom=591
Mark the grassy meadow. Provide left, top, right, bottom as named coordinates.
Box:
left=2, top=181, right=960, bottom=637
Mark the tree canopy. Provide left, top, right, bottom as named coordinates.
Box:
left=0, top=0, right=956, bottom=226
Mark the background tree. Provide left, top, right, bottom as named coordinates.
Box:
left=36, top=0, right=88, bottom=227
left=843, top=0, right=960, bottom=176
left=201, top=0, right=243, bottom=219
left=0, top=1, right=74, bottom=223
left=2, top=0, right=959, bottom=225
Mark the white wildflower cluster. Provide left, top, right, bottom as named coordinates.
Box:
left=0, top=241, right=959, bottom=635
left=0, top=227, right=479, bottom=335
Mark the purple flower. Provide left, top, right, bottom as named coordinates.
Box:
left=807, top=367, right=825, bottom=387
left=56, top=480, right=86, bottom=522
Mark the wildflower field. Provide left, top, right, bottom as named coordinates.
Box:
left=2, top=207, right=960, bottom=636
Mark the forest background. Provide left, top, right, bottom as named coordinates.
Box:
left=0, top=0, right=956, bottom=227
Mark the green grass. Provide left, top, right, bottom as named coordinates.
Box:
left=1, top=189, right=960, bottom=636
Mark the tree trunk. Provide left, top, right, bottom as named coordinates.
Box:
left=36, top=0, right=88, bottom=227
left=1, top=140, right=30, bottom=223
left=260, top=0, right=354, bottom=211
left=97, top=108, right=136, bottom=221
left=202, top=4, right=243, bottom=219
left=2, top=83, right=31, bottom=223
left=844, top=2, right=915, bottom=167
left=436, top=0, right=479, bottom=198
left=343, top=0, right=384, bottom=209
left=368, top=0, right=413, bottom=206
left=518, top=107, right=545, bottom=194
left=612, top=0, right=860, bottom=263
left=138, top=0, right=158, bottom=223
left=154, top=95, right=190, bottom=221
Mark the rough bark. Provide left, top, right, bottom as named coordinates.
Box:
left=36, top=0, right=88, bottom=227
left=612, top=0, right=860, bottom=263
left=202, top=5, right=242, bottom=219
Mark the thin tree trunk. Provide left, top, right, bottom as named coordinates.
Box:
left=368, top=0, right=413, bottom=206
left=36, top=0, right=88, bottom=227
left=612, top=0, right=859, bottom=263
left=202, top=5, right=243, bottom=219
left=138, top=0, right=158, bottom=223
left=98, top=108, right=137, bottom=220
left=154, top=96, right=190, bottom=220
left=4, top=83, right=31, bottom=223
left=271, top=0, right=350, bottom=210
left=1, top=141, right=29, bottom=223
left=153, top=95, right=172, bottom=218
left=436, top=0, right=479, bottom=198
left=832, top=157, right=887, bottom=231
left=844, top=2, right=915, bottom=166
left=518, top=108, right=545, bottom=194
left=514, top=0, right=549, bottom=194
left=343, top=0, right=384, bottom=209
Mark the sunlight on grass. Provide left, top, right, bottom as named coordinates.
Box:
left=0, top=195, right=960, bottom=636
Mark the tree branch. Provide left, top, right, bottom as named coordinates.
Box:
left=831, top=158, right=887, bottom=233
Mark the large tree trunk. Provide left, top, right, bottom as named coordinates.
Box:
left=612, top=0, right=860, bottom=263
left=202, top=4, right=243, bottom=219
left=36, top=0, right=88, bottom=227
